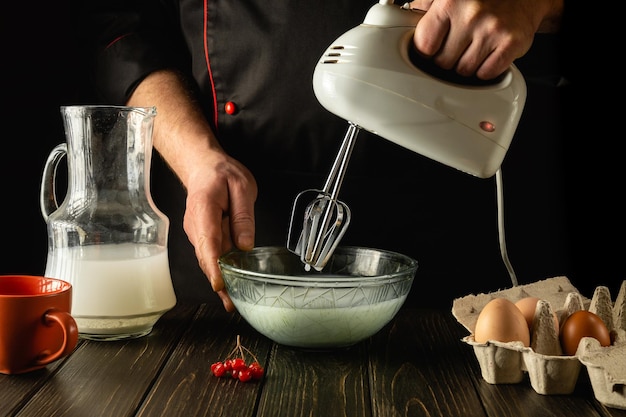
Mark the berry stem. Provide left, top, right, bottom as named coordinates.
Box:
left=229, top=335, right=260, bottom=364
left=236, top=335, right=245, bottom=359
left=210, top=335, right=264, bottom=382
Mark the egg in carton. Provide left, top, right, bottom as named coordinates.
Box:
left=451, top=276, right=626, bottom=409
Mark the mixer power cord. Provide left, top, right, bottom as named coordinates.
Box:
left=495, top=168, right=518, bottom=287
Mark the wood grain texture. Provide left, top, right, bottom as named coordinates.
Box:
left=136, top=304, right=272, bottom=417
left=368, top=308, right=488, bottom=417
left=2, top=304, right=626, bottom=417
left=0, top=349, right=69, bottom=417
left=6, top=304, right=198, bottom=417
left=257, top=343, right=370, bottom=417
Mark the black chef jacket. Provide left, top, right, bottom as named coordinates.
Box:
left=73, top=0, right=574, bottom=307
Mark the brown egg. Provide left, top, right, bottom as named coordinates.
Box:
left=515, top=297, right=541, bottom=329
left=515, top=297, right=559, bottom=334
left=474, top=298, right=530, bottom=346
left=559, top=310, right=611, bottom=356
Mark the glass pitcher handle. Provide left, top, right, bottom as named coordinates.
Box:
left=40, top=143, right=67, bottom=221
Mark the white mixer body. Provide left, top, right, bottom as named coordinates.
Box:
left=312, top=4, right=527, bottom=178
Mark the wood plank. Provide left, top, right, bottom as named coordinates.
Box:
left=256, top=342, right=371, bottom=417
left=0, top=342, right=79, bottom=417
left=13, top=303, right=199, bottom=417
left=3, top=304, right=624, bottom=417
left=136, top=304, right=273, bottom=417
left=368, top=307, right=488, bottom=417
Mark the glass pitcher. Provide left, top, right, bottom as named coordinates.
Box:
left=40, top=105, right=177, bottom=341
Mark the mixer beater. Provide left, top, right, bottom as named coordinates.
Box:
left=287, top=123, right=359, bottom=271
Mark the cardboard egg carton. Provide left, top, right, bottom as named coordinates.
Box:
left=452, top=276, right=626, bottom=409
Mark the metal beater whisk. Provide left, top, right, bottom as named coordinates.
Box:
left=287, top=122, right=360, bottom=271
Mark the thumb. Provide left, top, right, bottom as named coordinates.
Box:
left=229, top=184, right=256, bottom=251
left=231, top=211, right=255, bottom=251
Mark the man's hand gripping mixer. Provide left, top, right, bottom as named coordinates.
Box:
left=287, top=1, right=526, bottom=270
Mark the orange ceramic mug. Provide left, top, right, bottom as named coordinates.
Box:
left=0, top=275, right=78, bottom=374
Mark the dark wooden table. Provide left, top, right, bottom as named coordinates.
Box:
left=2, top=302, right=625, bottom=417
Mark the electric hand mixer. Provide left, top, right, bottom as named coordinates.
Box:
left=287, top=0, right=527, bottom=271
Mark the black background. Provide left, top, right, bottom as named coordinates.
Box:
left=3, top=3, right=624, bottom=307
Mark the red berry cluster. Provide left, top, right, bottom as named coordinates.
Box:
left=210, top=335, right=265, bottom=383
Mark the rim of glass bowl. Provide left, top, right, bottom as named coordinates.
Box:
left=218, top=246, right=418, bottom=288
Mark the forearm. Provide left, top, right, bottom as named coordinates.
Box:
left=537, top=0, right=564, bottom=33
left=126, top=69, right=222, bottom=188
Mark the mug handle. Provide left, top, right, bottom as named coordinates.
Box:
left=35, top=308, right=79, bottom=366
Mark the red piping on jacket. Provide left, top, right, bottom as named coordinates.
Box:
left=204, top=0, right=219, bottom=131
left=105, top=34, right=130, bottom=50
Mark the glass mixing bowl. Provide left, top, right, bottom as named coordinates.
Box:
left=219, top=246, right=417, bottom=349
